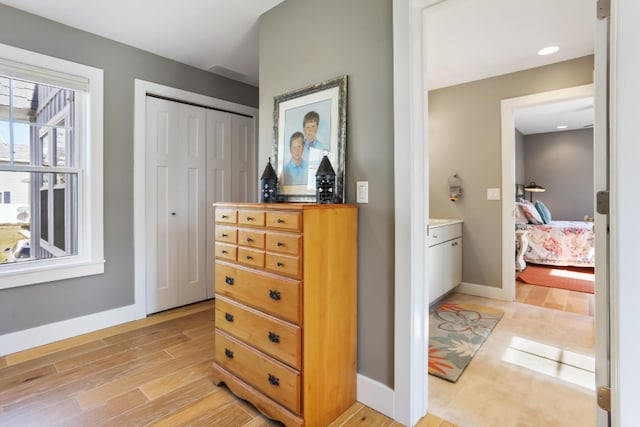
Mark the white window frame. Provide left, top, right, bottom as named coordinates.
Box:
left=0, top=43, right=104, bottom=289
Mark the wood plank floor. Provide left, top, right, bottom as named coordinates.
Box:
left=0, top=300, right=454, bottom=427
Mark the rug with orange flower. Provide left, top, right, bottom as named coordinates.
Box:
left=428, top=300, right=503, bottom=382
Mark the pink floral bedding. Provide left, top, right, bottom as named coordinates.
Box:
left=516, top=220, right=595, bottom=267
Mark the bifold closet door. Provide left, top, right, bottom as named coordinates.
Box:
left=206, top=110, right=256, bottom=297
left=146, top=97, right=207, bottom=313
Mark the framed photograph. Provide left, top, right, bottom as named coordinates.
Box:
left=515, top=183, right=525, bottom=201
left=272, top=75, right=347, bottom=202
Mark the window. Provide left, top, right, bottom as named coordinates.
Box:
left=0, top=43, right=104, bottom=289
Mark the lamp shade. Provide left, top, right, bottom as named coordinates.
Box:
left=524, top=181, right=545, bottom=202
left=524, top=181, right=545, bottom=192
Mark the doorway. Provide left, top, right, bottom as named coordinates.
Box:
left=391, top=0, right=609, bottom=425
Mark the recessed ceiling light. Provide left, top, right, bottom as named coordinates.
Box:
left=538, top=46, right=560, bottom=56
left=557, top=125, right=568, bottom=129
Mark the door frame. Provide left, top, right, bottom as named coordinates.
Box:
left=500, top=83, right=594, bottom=303
left=394, top=0, right=619, bottom=425
left=132, top=79, right=258, bottom=317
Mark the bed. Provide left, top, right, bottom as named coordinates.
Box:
left=515, top=201, right=595, bottom=271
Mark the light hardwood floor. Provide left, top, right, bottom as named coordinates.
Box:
left=0, top=300, right=454, bottom=427
left=515, top=280, right=595, bottom=316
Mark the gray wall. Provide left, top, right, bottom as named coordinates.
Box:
left=523, top=128, right=594, bottom=220
left=429, top=56, right=593, bottom=288
left=259, top=0, right=395, bottom=386
left=515, top=129, right=525, bottom=185
left=0, top=4, right=258, bottom=334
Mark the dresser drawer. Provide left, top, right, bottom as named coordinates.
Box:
left=266, top=211, right=301, bottom=232
left=237, top=247, right=265, bottom=269
left=216, top=296, right=301, bottom=369
left=238, top=229, right=265, bottom=249
left=216, top=208, right=237, bottom=224
left=216, top=262, right=301, bottom=324
left=215, top=331, right=300, bottom=414
left=266, top=232, right=301, bottom=256
left=238, top=210, right=265, bottom=227
left=215, top=243, right=237, bottom=262
left=215, top=226, right=237, bottom=244
left=265, top=253, right=301, bottom=278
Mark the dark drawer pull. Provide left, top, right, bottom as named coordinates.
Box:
left=277, top=242, right=284, bottom=247
left=246, top=237, right=254, bottom=242
left=222, top=214, right=228, bottom=219
left=221, top=250, right=228, bottom=254
left=246, top=255, right=253, bottom=260
left=224, top=348, right=234, bottom=359
left=246, top=216, right=254, bottom=221
left=269, top=290, right=281, bottom=301
left=225, top=276, right=234, bottom=285
left=277, top=262, right=284, bottom=267
left=221, top=233, right=228, bottom=238
left=277, top=218, right=284, bottom=224
left=268, top=331, right=280, bottom=343
left=224, top=312, right=234, bottom=322
left=268, top=373, right=279, bottom=386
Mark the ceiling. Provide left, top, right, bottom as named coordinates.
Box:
left=425, top=0, right=595, bottom=134
left=0, top=0, right=285, bottom=86
left=2, top=0, right=594, bottom=133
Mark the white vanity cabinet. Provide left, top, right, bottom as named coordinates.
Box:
left=428, top=220, right=463, bottom=303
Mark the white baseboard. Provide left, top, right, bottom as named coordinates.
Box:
left=0, top=304, right=143, bottom=357
left=456, top=282, right=511, bottom=301
left=357, top=373, right=395, bottom=420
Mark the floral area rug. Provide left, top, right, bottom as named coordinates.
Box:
left=428, top=300, right=503, bottom=382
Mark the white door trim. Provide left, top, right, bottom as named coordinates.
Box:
left=133, top=79, right=258, bottom=318
left=500, top=84, right=594, bottom=303
left=392, top=0, right=439, bottom=424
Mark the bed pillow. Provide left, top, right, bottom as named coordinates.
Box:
left=515, top=203, right=529, bottom=224
left=535, top=200, right=552, bottom=224
left=518, top=201, right=544, bottom=224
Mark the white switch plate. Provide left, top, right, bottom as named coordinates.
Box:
left=357, top=181, right=369, bottom=203
left=487, top=188, right=501, bottom=201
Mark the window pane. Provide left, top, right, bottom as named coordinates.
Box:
left=0, top=76, right=11, bottom=122
left=0, top=78, right=37, bottom=123
left=31, top=83, right=73, bottom=125
left=56, top=126, right=67, bottom=167
left=0, top=171, right=77, bottom=265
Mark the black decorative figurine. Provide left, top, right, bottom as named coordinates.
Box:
left=315, top=155, right=336, bottom=204
left=260, top=158, right=278, bottom=203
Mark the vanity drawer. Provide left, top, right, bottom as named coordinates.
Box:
left=428, top=227, right=445, bottom=246
left=215, top=296, right=301, bottom=369
left=443, top=222, right=463, bottom=241
left=215, top=262, right=302, bottom=324
left=215, top=331, right=300, bottom=414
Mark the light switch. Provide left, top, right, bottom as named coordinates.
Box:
left=487, top=188, right=501, bottom=201
left=357, top=181, right=369, bottom=203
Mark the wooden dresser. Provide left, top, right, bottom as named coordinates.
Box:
left=212, top=202, right=358, bottom=426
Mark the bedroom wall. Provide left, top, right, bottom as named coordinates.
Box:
left=259, top=0, right=395, bottom=387
left=523, top=128, right=594, bottom=221
left=0, top=4, right=258, bottom=334
left=429, top=55, right=593, bottom=288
